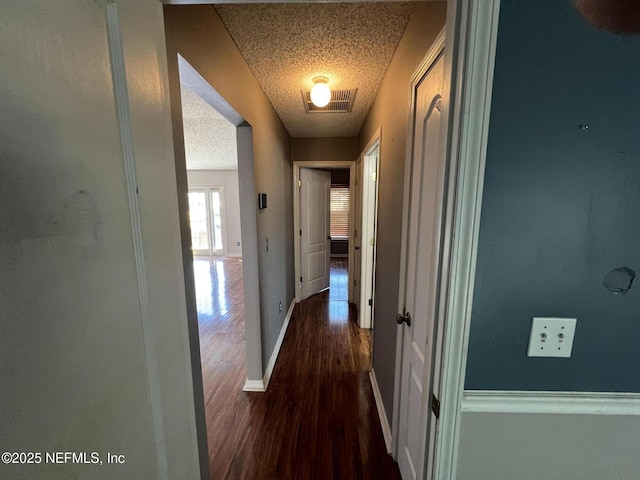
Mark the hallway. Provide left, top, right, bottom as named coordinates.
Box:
left=195, top=257, right=400, bottom=479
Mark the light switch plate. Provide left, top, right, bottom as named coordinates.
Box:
left=527, top=317, right=577, bottom=358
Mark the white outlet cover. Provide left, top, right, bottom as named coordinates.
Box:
left=527, top=317, right=577, bottom=358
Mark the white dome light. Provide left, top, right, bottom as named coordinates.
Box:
left=310, top=77, right=331, bottom=108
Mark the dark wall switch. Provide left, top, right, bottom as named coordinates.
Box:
left=258, top=193, right=267, bottom=209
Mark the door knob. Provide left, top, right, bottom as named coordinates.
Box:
left=396, top=312, right=411, bottom=326
left=355, top=246, right=360, bottom=250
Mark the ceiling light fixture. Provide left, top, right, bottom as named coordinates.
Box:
left=310, top=77, right=331, bottom=108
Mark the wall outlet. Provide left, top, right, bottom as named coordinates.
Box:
left=527, top=317, right=577, bottom=358
left=237, top=241, right=240, bottom=247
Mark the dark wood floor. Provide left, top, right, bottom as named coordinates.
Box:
left=194, top=256, right=401, bottom=480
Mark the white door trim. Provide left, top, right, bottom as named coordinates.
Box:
left=462, top=390, right=640, bottom=416
left=432, top=1, right=501, bottom=479
left=358, top=128, right=381, bottom=329
left=293, top=160, right=356, bottom=302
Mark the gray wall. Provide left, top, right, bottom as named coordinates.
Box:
left=466, top=0, right=640, bottom=391
left=457, top=412, right=640, bottom=480
left=291, top=137, right=359, bottom=163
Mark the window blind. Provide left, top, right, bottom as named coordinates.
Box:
left=330, top=186, right=350, bottom=239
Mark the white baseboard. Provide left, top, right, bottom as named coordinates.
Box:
left=463, top=390, right=640, bottom=416
left=261, top=300, right=296, bottom=390
left=243, top=300, right=296, bottom=393
left=226, top=253, right=242, bottom=258
left=369, top=369, right=392, bottom=453
left=243, top=379, right=265, bottom=392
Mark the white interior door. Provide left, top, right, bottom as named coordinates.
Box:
left=300, top=168, right=331, bottom=299
left=397, top=50, right=446, bottom=480
left=359, top=145, right=380, bottom=329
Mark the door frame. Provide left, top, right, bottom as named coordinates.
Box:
left=391, top=1, right=501, bottom=478
left=171, top=55, right=265, bottom=404
left=293, top=160, right=356, bottom=303
left=433, top=2, right=500, bottom=478
left=358, top=129, right=381, bottom=329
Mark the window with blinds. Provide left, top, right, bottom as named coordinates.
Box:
left=330, top=186, right=350, bottom=239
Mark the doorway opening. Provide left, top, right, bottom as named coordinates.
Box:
left=174, top=55, right=266, bottom=463
left=328, top=169, right=351, bottom=309
left=292, top=155, right=380, bottom=333
left=293, top=161, right=356, bottom=303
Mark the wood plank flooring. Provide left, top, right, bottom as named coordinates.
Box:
left=195, top=256, right=401, bottom=480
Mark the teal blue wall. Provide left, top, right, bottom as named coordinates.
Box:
left=466, top=0, right=640, bottom=391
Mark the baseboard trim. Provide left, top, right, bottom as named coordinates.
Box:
left=369, top=369, right=392, bottom=453
left=243, top=300, right=295, bottom=393
left=462, top=390, right=640, bottom=416
left=226, top=253, right=242, bottom=258
left=243, top=379, right=265, bottom=392
left=261, top=299, right=296, bottom=390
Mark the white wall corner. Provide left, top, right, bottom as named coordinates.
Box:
left=242, top=379, right=266, bottom=392
left=261, top=300, right=296, bottom=390
left=462, top=390, right=640, bottom=416
left=370, top=369, right=393, bottom=453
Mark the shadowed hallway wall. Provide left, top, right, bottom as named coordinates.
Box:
left=359, top=2, right=447, bottom=423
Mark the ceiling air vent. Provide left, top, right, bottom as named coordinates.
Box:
left=302, top=88, right=357, bottom=113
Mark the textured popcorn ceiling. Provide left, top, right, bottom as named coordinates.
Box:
left=180, top=84, right=238, bottom=170
left=215, top=3, right=418, bottom=138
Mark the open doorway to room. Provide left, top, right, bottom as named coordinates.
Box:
left=175, top=56, right=266, bottom=472
left=179, top=63, right=248, bottom=427
left=292, top=158, right=380, bottom=333
left=295, top=163, right=355, bottom=329
left=293, top=161, right=356, bottom=306
left=328, top=168, right=351, bottom=309
left=179, top=74, right=247, bottom=386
